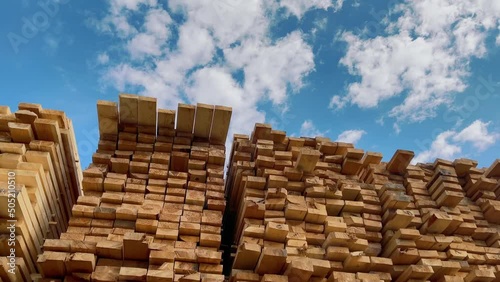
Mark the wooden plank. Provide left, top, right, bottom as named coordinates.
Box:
left=176, top=104, right=196, bottom=133
left=25, top=150, right=71, bottom=226
left=30, top=140, right=72, bottom=202
left=0, top=105, right=11, bottom=114
left=18, top=103, right=42, bottom=116
left=61, top=128, right=83, bottom=198
left=138, top=96, right=157, bottom=126
left=158, top=109, right=176, bottom=129
left=255, top=247, right=287, bottom=274
left=210, top=105, right=232, bottom=145
left=295, top=148, right=321, bottom=173
left=387, top=149, right=414, bottom=175
left=485, top=159, right=500, bottom=178
left=97, top=100, right=119, bottom=137
left=194, top=103, right=214, bottom=139
left=8, top=122, right=35, bottom=144
left=119, top=93, right=139, bottom=126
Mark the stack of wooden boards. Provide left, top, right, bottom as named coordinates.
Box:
left=0, top=103, right=83, bottom=281
left=224, top=123, right=500, bottom=282
left=36, top=94, right=232, bottom=282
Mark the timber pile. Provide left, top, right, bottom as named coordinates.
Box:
left=36, top=94, right=232, bottom=282
left=225, top=123, right=500, bottom=282
left=0, top=103, right=82, bottom=281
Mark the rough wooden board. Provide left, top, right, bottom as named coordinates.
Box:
left=138, top=96, right=157, bottom=127
left=254, top=247, right=287, bottom=274
left=176, top=104, right=196, bottom=133
left=25, top=149, right=71, bottom=225
left=0, top=105, right=11, bottom=115
left=210, top=105, right=232, bottom=145
left=194, top=103, right=214, bottom=139
left=8, top=122, right=35, bottom=144
left=387, top=149, right=414, bottom=175
left=17, top=162, right=63, bottom=236
left=61, top=127, right=83, bottom=199
left=484, top=159, right=500, bottom=178
left=0, top=142, right=26, bottom=155
left=18, top=103, right=42, bottom=116
left=37, top=251, right=70, bottom=278
left=14, top=110, right=38, bottom=129
left=158, top=109, right=176, bottom=129
left=33, top=118, right=61, bottom=144
left=97, top=101, right=119, bottom=136
left=97, top=100, right=119, bottom=119
left=119, top=93, right=139, bottom=125
left=39, top=109, right=68, bottom=129
left=30, top=140, right=73, bottom=207
left=295, top=147, right=321, bottom=173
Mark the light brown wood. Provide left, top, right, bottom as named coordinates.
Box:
left=119, top=93, right=139, bottom=126
left=176, top=104, right=196, bottom=133
left=194, top=103, right=214, bottom=139
left=210, top=105, right=232, bottom=145
left=17, top=95, right=500, bottom=281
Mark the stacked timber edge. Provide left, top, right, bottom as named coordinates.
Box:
left=0, top=103, right=83, bottom=281
left=36, top=94, right=232, bottom=282
left=224, top=123, right=500, bottom=282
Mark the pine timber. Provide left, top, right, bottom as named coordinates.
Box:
left=0, top=103, right=82, bottom=279
left=224, top=123, right=500, bottom=282
left=37, top=94, right=232, bottom=282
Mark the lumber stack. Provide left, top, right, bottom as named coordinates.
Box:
left=36, top=94, right=232, bottom=282
left=225, top=123, right=500, bottom=282
left=0, top=103, right=82, bottom=280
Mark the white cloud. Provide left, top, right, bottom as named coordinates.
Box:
left=109, top=0, right=157, bottom=12
left=168, top=0, right=272, bottom=48
left=104, top=64, right=182, bottom=108
left=128, top=33, right=163, bottom=58
left=127, top=8, right=172, bottom=59
left=185, top=67, right=266, bottom=142
left=314, top=17, right=328, bottom=30
left=311, top=16, right=328, bottom=38
left=97, top=53, right=109, bottom=64
left=144, top=8, right=172, bottom=39
left=393, top=123, right=401, bottom=135
left=280, top=0, right=343, bottom=18
left=337, top=129, right=366, bottom=144
left=414, top=119, right=498, bottom=163
left=413, top=131, right=462, bottom=164
left=299, top=120, right=328, bottom=137
left=96, top=0, right=314, bottom=109
left=90, top=1, right=343, bottom=140
left=224, top=31, right=314, bottom=105
left=329, top=95, right=346, bottom=110
left=90, top=0, right=159, bottom=38
left=335, top=0, right=500, bottom=124
left=452, top=120, right=499, bottom=151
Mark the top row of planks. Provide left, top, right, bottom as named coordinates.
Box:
left=98, top=94, right=232, bottom=145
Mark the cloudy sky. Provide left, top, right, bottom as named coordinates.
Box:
left=1, top=0, right=500, bottom=169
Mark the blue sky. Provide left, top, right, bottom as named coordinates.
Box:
left=1, top=0, right=499, bottom=170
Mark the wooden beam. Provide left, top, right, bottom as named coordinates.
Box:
left=210, top=105, right=232, bottom=145
left=194, top=103, right=214, bottom=139
left=176, top=104, right=196, bottom=134
left=138, top=96, right=157, bottom=127
left=119, top=93, right=139, bottom=126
